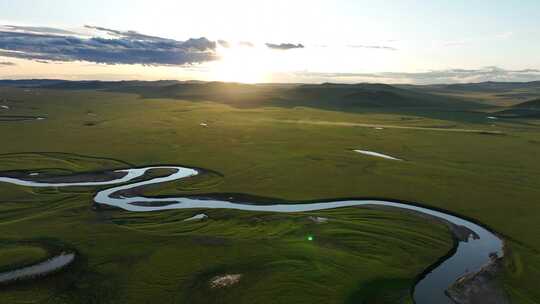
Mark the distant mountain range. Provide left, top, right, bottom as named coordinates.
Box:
left=398, top=81, right=540, bottom=107
left=426, top=81, right=540, bottom=92
left=0, top=79, right=486, bottom=110
left=3, top=79, right=540, bottom=118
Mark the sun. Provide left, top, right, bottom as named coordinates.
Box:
left=211, top=46, right=273, bottom=83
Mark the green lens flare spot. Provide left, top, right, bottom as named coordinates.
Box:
left=307, top=236, right=314, bottom=241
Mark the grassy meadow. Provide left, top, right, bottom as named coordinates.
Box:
left=0, top=85, right=539, bottom=303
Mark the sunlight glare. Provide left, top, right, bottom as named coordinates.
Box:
left=211, top=45, right=274, bottom=83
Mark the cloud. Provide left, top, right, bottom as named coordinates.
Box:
left=347, top=44, right=397, bottom=51
left=0, top=25, right=78, bottom=36
left=0, top=25, right=218, bottom=66
left=239, top=41, right=254, bottom=47
left=84, top=25, right=169, bottom=41
left=217, top=40, right=255, bottom=48
left=0, top=61, right=15, bottom=66
left=266, top=43, right=304, bottom=50
left=217, top=40, right=230, bottom=48
left=292, top=66, right=540, bottom=84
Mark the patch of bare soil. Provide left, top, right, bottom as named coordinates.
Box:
left=446, top=255, right=509, bottom=304
left=209, top=274, right=242, bottom=289
left=448, top=224, right=480, bottom=242
left=308, top=216, right=329, bottom=224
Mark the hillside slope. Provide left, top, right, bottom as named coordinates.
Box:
left=494, top=98, right=540, bottom=118
left=32, top=80, right=482, bottom=110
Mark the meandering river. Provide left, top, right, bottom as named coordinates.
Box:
left=0, top=166, right=503, bottom=303
left=0, top=253, right=75, bottom=284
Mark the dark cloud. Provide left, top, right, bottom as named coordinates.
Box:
left=217, top=40, right=230, bottom=48
left=0, top=25, right=218, bottom=66
left=0, top=61, right=15, bottom=66
left=84, top=25, right=168, bottom=41
left=347, top=45, right=397, bottom=51
left=266, top=43, right=304, bottom=50
left=180, top=37, right=216, bottom=51
left=294, top=66, right=540, bottom=84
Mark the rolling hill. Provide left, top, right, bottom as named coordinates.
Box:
left=402, top=81, right=540, bottom=106
left=493, top=98, right=540, bottom=118
left=0, top=80, right=483, bottom=111
left=514, top=98, right=540, bottom=109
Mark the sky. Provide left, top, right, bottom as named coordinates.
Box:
left=0, top=0, right=539, bottom=84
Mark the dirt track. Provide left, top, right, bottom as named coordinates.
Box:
left=264, top=119, right=505, bottom=134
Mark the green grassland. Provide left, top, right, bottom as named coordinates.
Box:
left=401, top=81, right=540, bottom=107
left=0, top=244, right=48, bottom=271
left=0, top=85, right=539, bottom=303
